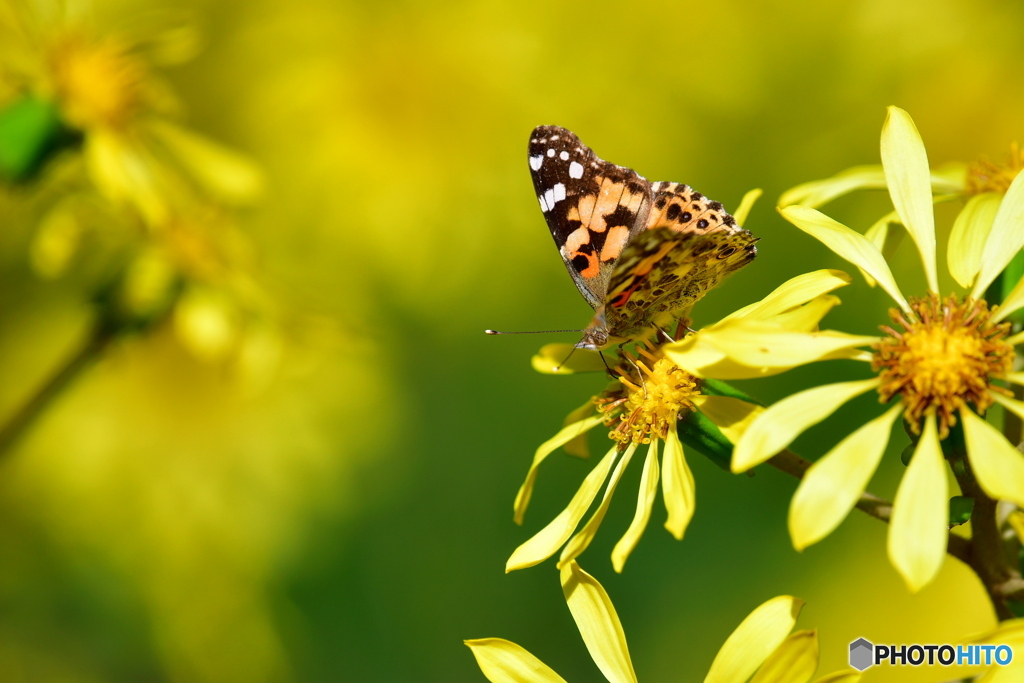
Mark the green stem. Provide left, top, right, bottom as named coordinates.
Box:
left=0, top=323, right=115, bottom=458
left=953, top=452, right=1019, bottom=621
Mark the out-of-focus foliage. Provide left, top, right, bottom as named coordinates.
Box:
left=1, top=0, right=1022, bottom=681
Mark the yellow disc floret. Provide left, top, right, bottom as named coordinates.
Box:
left=599, top=351, right=699, bottom=444
left=49, top=34, right=147, bottom=129
left=873, top=294, right=1013, bottom=437
left=965, top=143, right=1024, bottom=196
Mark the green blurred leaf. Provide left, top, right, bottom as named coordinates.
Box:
left=0, top=96, right=78, bottom=182
left=948, top=495, right=974, bottom=526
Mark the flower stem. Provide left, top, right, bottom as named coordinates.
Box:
left=952, top=452, right=1019, bottom=621
left=0, top=322, right=115, bottom=458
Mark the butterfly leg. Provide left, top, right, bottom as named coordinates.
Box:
left=653, top=324, right=676, bottom=344
left=618, top=345, right=648, bottom=396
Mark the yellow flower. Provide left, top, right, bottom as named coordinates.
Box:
left=779, top=117, right=1024, bottom=296
left=0, top=1, right=262, bottom=225
left=467, top=561, right=861, bottom=683
left=508, top=270, right=855, bottom=573
left=698, top=107, right=1024, bottom=592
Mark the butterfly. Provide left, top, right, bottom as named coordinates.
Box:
left=528, top=125, right=758, bottom=350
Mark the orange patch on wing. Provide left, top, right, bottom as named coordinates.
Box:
left=565, top=226, right=590, bottom=253
left=600, top=225, right=630, bottom=261
left=573, top=251, right=599, bottom=278
left=577, top=195, right=597, bottom=226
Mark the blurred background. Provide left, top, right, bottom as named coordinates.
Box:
left=1, top=0, right=1022, bottom=680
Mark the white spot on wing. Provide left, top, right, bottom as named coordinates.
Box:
left=552, top=183, right=566, bottom=203
left=529, top=155, right=543, bottom=171
left=544, top=188, right=555, bottom=209
left=569, top=161, right=584, bottom=179
left=559, top=151, right=569, bottom=160
left=539, top=195, right=549, bottom=212
left=547, top=148, right=555, bottom=157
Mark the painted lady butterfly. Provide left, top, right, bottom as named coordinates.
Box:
left=529, top=125, right=758, bottom=350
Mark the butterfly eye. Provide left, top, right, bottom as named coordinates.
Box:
left=717, top=246, right=737, bottom=259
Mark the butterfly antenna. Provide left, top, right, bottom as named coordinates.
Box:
left=485, top=328, right=584, bottom=335
left=552, top=344, right=582, bottom=373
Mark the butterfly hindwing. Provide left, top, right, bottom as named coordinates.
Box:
left=601, top=227, right=758, bottom=340
left=528, top=125, right=652, bottom=309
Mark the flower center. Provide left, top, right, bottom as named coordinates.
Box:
left=598, top=352, right=699, bottom=444
left=50, top=34, right=146, bottom=129
left=965, top=143, right=1024, bottom=195
left=872, top=294, right=1013, bottom=437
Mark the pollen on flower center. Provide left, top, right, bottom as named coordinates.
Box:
left=599, top=352, right=699, bottom=444
left=873, top=293, right=1013, bottom=437
left=965, top=142, right=1024, bottom=195
left=50, top=34, right=146, bottom=129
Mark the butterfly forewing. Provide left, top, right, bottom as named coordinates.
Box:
left=528, top=125, right=652, bottom=309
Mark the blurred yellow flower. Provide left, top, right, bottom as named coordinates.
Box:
left=0, top=0, right=262, bottom=225
left=467, top=560, right=861, bottom=683
left=714, top=107, right=1024, bottom=592
left=509, top=269, right=857, bottom=574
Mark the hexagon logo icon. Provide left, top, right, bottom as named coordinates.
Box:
left=849, top=638, right=874, bottom=671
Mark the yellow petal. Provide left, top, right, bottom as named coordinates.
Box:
left=809, top=673, right=862, bottom=683
left=733, top=378, right=881, bottom=473
left=778, top=165, right=888, bottom=209
left=721, top=270, right=852, bottom=323
left=973, top=164, right=1024, bottom=299
left=789, top=404, right=902, bottom=550
left=704, top=596, right=804, bottom=683
left=859, top=211, right=905, bottom=287
left=85, top=130, right=168, bottom=225
left=695, top=322, right=879, bottom=370
left=514, top=415, right=605, bottom=524
left=779, top=205, right=909, bottom=312
left=887, top=414, right=947, bottom=592
left=1008, top=333, right=1024, bottom=347
left=31, top=202, right=84, bottom=278
left=666, top=328, right=869, bottom=380
left=693, top=395, right=765, bottom=445
left=749, top=630, right=818, bottom=683
left=733, top=188, right=763, bottom=226
left=146, top=119, right=264, bottom=204
left=961, top=407, right=1024, bottom=509
left=880, top=106, right=938, bottom=291
left=507, top=446, right=617, bottom=572
left=993, top=390, right=1024, bottom=418
left=532, top=344, right=608, bottom=374
left=561, top=561, right=638, bottom=683
left=766, top=296, right=841, bottom=333
left=993, top=269, right=1024, bottom=323
left=948, top=193, right=1002, bottom=289
left=559, top=443, right=638, bottom=568
left=464, top=639, right=567, bottom=683
left=561, top=400, right=599, bottom=459
left=611, top=442, right=661, bottom=572
left=661, top=426, right=695, bottom=540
